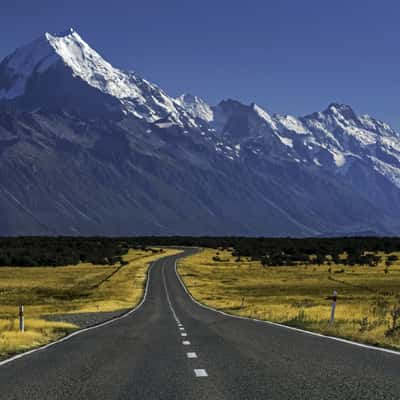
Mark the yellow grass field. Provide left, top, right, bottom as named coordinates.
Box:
left=0, top=247, right=180, bottom=358
left=178, top=248, right=400, bottom=350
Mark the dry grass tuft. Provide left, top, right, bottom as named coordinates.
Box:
left=0, top=319, right=77, bottom=356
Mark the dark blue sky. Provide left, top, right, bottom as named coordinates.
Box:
left=1, top=0, right=399, bottom=128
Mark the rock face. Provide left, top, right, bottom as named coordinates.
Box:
left=0, top=29, right=399, bottom=236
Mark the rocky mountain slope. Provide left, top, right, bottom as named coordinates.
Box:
left=0, top=29, right=399, bottom=236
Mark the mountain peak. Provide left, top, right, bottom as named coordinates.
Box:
left=0, top=33, right=55, bottom=100
left=177, top=93, right=196, bottom=102
left=319, top=102, right=361, bottom=126
left=0, top=30, right=188, bottom=124
left=44, top=28, right=84, bottom=45
left=175, top=93, right=213, bottom=122
left=326, top=102, right=357, bottom=117
left=0, top=29, right=89, bottom=101
left=50, top=28, right=76, bottom=38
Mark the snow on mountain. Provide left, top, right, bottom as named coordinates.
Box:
left=0, top=29, right=194, bottom=125
left=252, top=103, right=278, bottom=131
left=275, top=114, right=308, bottom=134
left=0, top=34, right=56, bottom=99
left=359, top=114, right=399, bottom=138
left=175, top=94, right=214, bottom=122
left=208, top=99, right=400, bottom=189
left=1, top=30, right=400, bottom=236
left=284, top=103, right=400, bottom=187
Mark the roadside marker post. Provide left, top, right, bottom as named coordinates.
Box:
left=329, top=290, right=337, bottom=325
left=19, top=305, right=24, bottom=332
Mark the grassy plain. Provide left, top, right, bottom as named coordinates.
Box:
left=178, top=248, right=400, bottom=350
left=0, top=247, right=180, bottom=358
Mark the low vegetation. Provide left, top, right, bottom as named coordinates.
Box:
left=178, top=248, right=400, bottom=350
left=3, top=236, right=400, bottom=267
left=0, top=237, right=165, bottom=267
left=0, top=247, right=179, bottom=359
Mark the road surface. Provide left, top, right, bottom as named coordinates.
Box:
left=1, top=248, right=399, bottom=399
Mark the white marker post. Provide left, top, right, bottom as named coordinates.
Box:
left=329, top=290, right=337, bottom=325
left=19, top=305, right=24, bottom=332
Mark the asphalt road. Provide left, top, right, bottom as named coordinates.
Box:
left=1, top=248, right=400, bottom=399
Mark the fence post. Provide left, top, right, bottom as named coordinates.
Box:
left=19, top=305, right=24, bottom=332
left=329, top=290, right=337, bottom=325
left=241, top=296, right=245, bottom=308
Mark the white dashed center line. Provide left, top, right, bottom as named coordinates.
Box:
left=162, top=262, right=180, bottom=324
left=194, top=369, right=208, bottom=377
left=162, top=262, right=209, bottom=378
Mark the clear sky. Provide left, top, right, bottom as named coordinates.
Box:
left=1, top=0, right=399, bottom=128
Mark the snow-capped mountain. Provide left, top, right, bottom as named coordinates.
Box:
left=0, top=29, right=195, bottom=125
left=185, top=97, right=400, bottom=192
left=0, top=30, right=399, bottom=236
left=175, top=94, right=214, bottom=122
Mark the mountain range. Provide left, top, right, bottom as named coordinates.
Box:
left=0, top=29, right=399, bottom=236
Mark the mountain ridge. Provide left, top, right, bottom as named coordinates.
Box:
left=0, top=30, right=399, bottom=236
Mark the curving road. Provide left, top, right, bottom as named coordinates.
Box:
left=1, top=248, right=400, bottom=399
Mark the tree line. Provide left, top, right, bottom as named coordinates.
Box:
left=0, top=236, right=399, bottom=267
left=0, top=237, right=131, bottom=267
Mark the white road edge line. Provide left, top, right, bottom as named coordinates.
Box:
left=194, top=369, right=208, bottom=377
left=174, top=252, right=400, bottom=357
left=0, top=259, right=163, bottom=368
